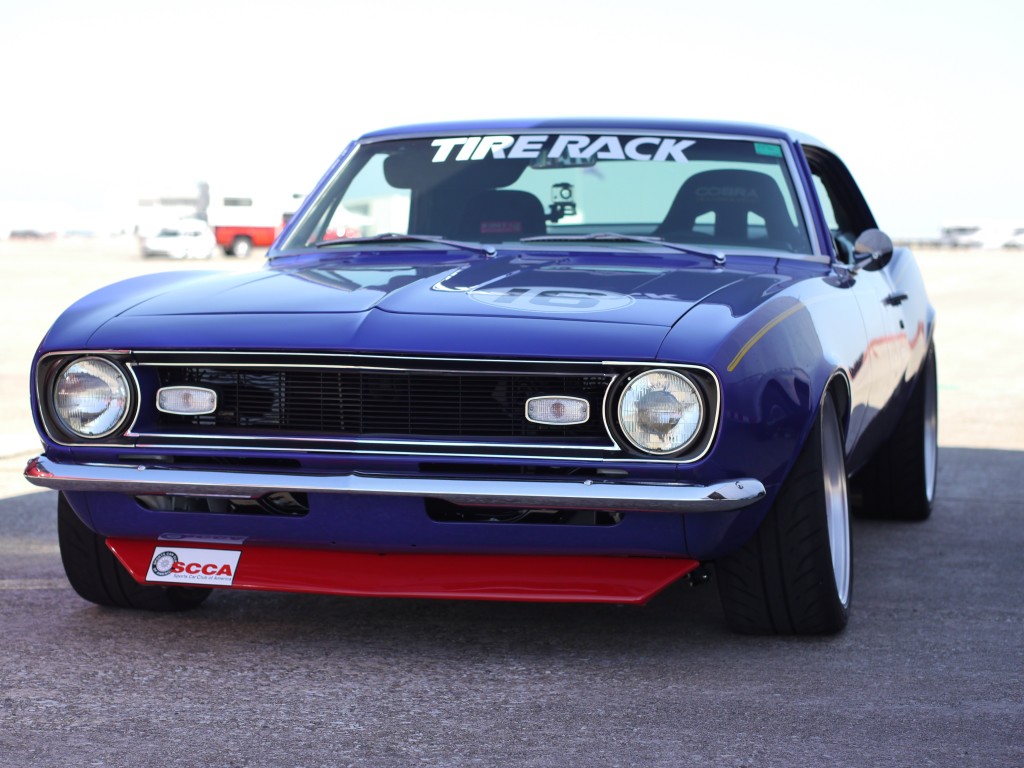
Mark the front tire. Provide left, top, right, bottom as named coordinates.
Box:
left=716, top=393, right=851, bottom=635
left=57, top=493, right=211, bottom=611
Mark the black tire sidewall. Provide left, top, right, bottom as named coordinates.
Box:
left=57, top=493, right=211, bottom=612
left=716, top=392, right=851, bottom=634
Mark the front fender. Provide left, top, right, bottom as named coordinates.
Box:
left=38, top=270, right=225, bottom=351
left=658, top=282, right=863, bottom=558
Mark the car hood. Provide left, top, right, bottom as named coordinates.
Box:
left=74, top=252, right=789, bottom=359
left=118, top=254, right=758, bottom=325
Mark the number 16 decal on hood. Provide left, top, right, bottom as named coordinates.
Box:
left=468, top=286, right=635, bottom=313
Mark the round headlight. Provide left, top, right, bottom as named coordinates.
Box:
left=52, top=357, right=131, bottom=439
left=617, top=369, right=704, bottom=454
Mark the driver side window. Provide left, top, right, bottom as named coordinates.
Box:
left=803, top=145, right=878, bottom=264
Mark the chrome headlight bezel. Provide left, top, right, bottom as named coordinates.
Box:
left=47, top=356, right=134, bottom=440
left=615, top=368, right=707, bottom=456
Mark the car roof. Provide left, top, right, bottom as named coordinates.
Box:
left=358, top=118, right=825, bottom=148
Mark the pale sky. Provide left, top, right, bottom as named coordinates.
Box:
left=1, top=0, right=1021, bottom=237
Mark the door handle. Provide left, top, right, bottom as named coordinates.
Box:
left=884, top=292, right=908, bottom=306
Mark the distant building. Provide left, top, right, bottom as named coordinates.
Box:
left=939, top=220, right=1024, bottom=249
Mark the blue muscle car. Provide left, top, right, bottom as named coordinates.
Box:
left=25, top=119, right=937, bottom=634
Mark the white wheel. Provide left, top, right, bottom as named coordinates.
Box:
left=822, top=396, right=851, bottom=608
left=923, top=347, right=938, bottom=506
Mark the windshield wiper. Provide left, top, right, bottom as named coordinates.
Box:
left=311, top=232, right=496, bottom=258
left=521, top=233, right=726, bottom=266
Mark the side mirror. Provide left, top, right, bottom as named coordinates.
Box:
left=853, top=228, right=894, bottom=270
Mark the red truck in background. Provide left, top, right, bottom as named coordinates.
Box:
left=209, top=193, right=305, bottom=257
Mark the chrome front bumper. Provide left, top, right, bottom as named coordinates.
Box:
left=24, top=456, right=766, bottom=514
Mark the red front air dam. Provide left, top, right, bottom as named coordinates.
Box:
left=107, top=538, right=699, bottom=604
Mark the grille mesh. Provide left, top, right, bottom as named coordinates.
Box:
left=155, top=367, right=610, bottom=440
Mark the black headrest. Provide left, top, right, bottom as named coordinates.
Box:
left=656, top=169, right=796, bottom=242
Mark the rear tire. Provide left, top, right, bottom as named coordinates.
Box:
left=716, top=393, right=851, bottom=635
left=58, top=493, right=211, bottom=611
left=852, top=343, right=937, bottom=521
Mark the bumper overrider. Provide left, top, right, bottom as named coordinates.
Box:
left=25, top=455, right=765, bottom=513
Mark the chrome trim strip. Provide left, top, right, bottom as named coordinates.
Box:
left=128, top=432, right=615, bottom=451
left=125, top=442, right=694, bottom=465
left=136, top=361, right=616, bottom=375
left=25, top=456, right=765, bottom=514
left=130, top=351, right=688, bottom=367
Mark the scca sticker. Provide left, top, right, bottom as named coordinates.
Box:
left=147, top=546, right=241, bottom=586
left=468, top=286, right=634, bottom=314
left=430, top=135, right=694, bottom=163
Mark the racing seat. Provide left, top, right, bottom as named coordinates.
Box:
left=454, top=190, right=547, bottom=242
left=655, top=169, right=802, bottom=251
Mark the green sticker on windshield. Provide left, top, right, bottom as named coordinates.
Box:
left=755, top=142, right=783, bottom=157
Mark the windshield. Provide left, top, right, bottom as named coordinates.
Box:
left=281, top=132, right=813, bottom=255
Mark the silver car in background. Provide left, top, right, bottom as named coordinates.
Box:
left=141, top=217, right=215, bottom=259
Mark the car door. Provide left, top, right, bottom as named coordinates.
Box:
left=802, top=145, right=906, bottom=462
